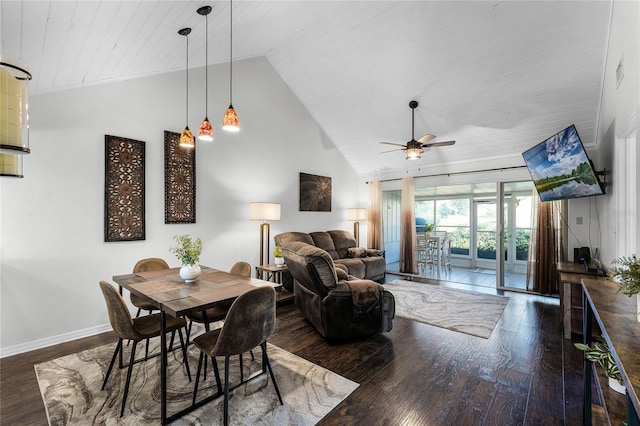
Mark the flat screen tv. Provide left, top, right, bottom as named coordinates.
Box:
left=522, top=124, right=605, bottom=202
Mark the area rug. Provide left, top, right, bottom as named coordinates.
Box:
left=387, top=279, right=509, bottom=339
left=34, top=336, right=358, bottom=425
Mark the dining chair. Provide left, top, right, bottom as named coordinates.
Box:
left=192, top=286, right=283, bottom=426
left=416, top=233, right=434, bottom=275
left=99, top=281, right=191, bottom=417
left=131, top=258, right=170, bottom=317
left=186, top=261, right=252, bottom=340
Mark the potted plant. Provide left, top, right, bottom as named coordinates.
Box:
left=273, top=246, right=285, bottom=266
left=574, top=335, right=625, bottom=394
left=608, top=255, right=640, bottom=322
left=169, top=234, right=203, bottom=283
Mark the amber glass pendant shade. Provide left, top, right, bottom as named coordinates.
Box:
left=222, top=105, right=240, bottom=132
left=198, top=117, right=214, bottom=141
left=179, top=126, right=195, bottom=148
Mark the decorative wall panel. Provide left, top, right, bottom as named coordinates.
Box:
left=299, top=172, right=332, bottom=212
left=104, top=135, right=145, bottom=242
left=164, top=130, right=196, bottom=223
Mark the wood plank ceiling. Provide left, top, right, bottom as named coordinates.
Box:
left=0, top=1, right=612, bottom=178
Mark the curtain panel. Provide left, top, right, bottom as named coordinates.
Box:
left=367, top=180, right=384, bottom=250
left=526, top=195, right=566, bottom=294
left=399, top=177, right=417, bottom=274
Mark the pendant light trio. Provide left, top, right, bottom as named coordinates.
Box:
left=179, top=1, right=239, bottom=149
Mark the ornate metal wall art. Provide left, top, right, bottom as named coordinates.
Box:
left=104, top=135, right=145, bottom=242
left=299, top=172, right=332, bottom=212
left=164, top=130, right=196, bottom=223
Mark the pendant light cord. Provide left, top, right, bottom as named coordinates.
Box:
left=205, top=13, right=208, bottom=116
left=186, top=34, right=189, bottom=125
left=229, top=0, right=233, bottom=105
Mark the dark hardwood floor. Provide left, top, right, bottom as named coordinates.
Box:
left=1, top=275, right=585, bottom=425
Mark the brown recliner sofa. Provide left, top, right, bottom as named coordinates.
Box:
left=274, top=230, right=386, bottom=283
left=281, top=241, right=395, bottom=340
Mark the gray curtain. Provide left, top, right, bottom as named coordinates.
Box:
left=367, top=180, right=384, bottom=250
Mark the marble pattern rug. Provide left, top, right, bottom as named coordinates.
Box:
left=387, top=279, right=510, bottom=339
left=35, top=336, right=358, bottom=425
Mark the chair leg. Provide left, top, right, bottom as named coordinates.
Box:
left=120, top=340, right=138, bottom=417
left=193, top=351, right=204, bottom=405
left=135, top=307, right=142, bottom=318
left=211, top=356, right=222, bottom=394
left=224, top=355, right=230, bottom=426
left=261, top=342, right=283, bottom=405
left=239, top=353, right=244, bottom=383
left=102, top=339, right=122, bottom=390
left=177, top=328, right=191, bottom=381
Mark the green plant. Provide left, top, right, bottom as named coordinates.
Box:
left=169, top=234, right=203, bottom=265
left=425, top=223, right=434, bottom=232
left=574, top=336, right=622, bottom=384
left=273, top=246, right=283, bottom=258
left=608, top=256, right=640, bottom=297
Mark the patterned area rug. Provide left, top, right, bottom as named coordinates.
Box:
left=35, top=334, right=358, bottom=425
left=387, top=279, right=509, bottom=339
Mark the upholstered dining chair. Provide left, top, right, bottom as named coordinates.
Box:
left=192, top=286, right=283, bottom=426
left=186, top=261, right=252, bottom=340
left=99, top=281, right=191, bottom=417
left=131, top=258, right=170, bottom=317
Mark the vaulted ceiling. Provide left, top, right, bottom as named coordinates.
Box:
left=1, top=1, right=612, bottom=178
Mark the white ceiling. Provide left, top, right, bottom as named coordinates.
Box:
left=0, top=1, right=612, bottom=178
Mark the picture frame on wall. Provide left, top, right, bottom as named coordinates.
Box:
left=299, top=172, right=332, bottom=212
left=104, top=135, right=145, bottom=242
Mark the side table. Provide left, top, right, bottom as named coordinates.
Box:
left=256, top=264, right=293, bottom=294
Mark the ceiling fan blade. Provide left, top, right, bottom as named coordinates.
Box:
left=379, top=141, right=407, bottom=147
left=422, top=140, right=456, bottom=148
left=417, top=134, right=436, bottom=144
left=380, top=148, right=406, bottom=154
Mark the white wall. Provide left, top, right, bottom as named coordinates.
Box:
left=0, top=57, right=360, bottom=354
left=568, top=0, right=639, bottom=266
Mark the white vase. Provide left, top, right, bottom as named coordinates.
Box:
left=180, top=264, right=201, bottom=283
left=609, top=376, right=626, bottom=394
left=274, top=257, right=285, bottom=266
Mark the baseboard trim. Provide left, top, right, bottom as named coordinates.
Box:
left=0, top=323, right=112, bottom=358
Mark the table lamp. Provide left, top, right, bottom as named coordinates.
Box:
left=347, top=208, right=367, bottom=247
left=249, top=202, right=281, bottom=266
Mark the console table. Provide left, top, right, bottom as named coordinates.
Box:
left=582, top=278, right=640, bottom=425
left=557, top=261, right=604, bottom=339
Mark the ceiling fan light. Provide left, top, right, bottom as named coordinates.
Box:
left=222, top=104, right=240, bottom=132
left=179, top=126, right=195, bottom=148
left=198, top=117, right=214, bottom=141
left=406, top=147, right=423, bottom=160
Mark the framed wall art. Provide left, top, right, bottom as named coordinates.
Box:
left=104, top=135, right=145, bottom=242
left=299, top=172, right=332, bottom=212
left=164, top=130, right=196, bottom=223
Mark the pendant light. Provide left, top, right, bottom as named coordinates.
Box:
left=197, top=6, right=214, bottom=141
left=222, top=0, right=240, bottom=132
left=178, top=27, right=195, bottom=148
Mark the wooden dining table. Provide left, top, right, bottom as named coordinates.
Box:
left=112, top=266, right=282, bottom=425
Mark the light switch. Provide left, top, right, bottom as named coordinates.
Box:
left=576, top=217, right=583, bottom=225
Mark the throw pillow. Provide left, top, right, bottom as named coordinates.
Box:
left=347, top=247, right=367, bottom=258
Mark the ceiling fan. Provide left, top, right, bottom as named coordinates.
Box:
left=380, top=100, right=455, bottom=160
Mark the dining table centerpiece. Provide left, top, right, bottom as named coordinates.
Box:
left=170, top=234, right=203, bottom=283
left=608, top=255, right=640, bottom=322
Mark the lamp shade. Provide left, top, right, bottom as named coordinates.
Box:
left=347, top=208, right=367, bottom=221
left=1, top=57, right=31, bottom=157
left=249, top=202, right=281, bottom=221
left=405, top=147, right=423, bottom=160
